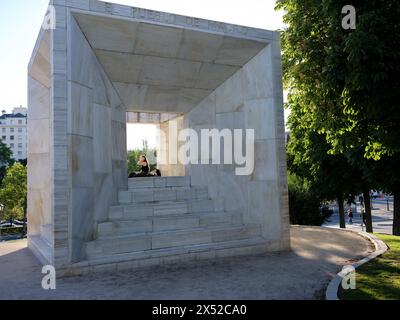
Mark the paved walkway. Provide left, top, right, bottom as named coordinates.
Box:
left=0, top=226, right=373, bottom=300
left=324, top=199, right=394, bottom=234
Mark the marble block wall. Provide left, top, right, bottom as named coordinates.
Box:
left=185, top=37, right=290, bottom=248
left=27, top=27, right=54, bottom=264
left=156, top=116, right=186, bottom=177
left=67, top=15, right=127, bottom=262
left=27, top=76, right=53, bottom=253
left=28, top=7, right=128, bottom=266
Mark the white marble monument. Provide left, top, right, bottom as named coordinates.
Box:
left=27, top=0, right=290, bottom=275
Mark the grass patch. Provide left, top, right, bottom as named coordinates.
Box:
left=339, top=234, right=400, bottom=300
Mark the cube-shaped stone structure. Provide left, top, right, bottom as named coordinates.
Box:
left=27, top=0, right=290, bottom=275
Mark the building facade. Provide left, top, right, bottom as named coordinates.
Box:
left=0, top=107, right=28, bottom=160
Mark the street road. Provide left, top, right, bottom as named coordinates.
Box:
left=323, top=198, right=394, bottom=234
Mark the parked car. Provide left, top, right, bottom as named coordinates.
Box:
left=0, top=222, right=15, bottom=228
left=0, top=221, right=24, bottom=228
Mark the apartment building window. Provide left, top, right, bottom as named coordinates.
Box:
left=10, top=135, right=14, bottom=141
left=18, top=136, right=22, bottom=141
left=10, top=143, right=14, bottom=148
left=18, top=128, right=22, bottom=133
left=18, top=151, right=22, bottom=157
left=10, top=128, right=14, bottom=133
left=18, top=120, right=23, bottom=124
left=18, top=143, right=23, bottom=148
left=1, top=136, right=6, bottom=140
left=2, top=128, right=5, bottom=133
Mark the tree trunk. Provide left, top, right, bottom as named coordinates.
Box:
left=393, top=191, right=400, bottom=236
left=363, top=187, right=373, bottom=233
left=338, top=196, right=346, bottom=229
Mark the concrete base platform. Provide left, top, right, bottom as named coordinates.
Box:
left=0, top=226, right=374, bottom=300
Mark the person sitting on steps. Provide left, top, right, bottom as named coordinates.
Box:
left=128, top=155, right=161, bottom=178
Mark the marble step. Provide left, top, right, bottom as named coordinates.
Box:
left=128, top=176, right=190, bottom=189
left=109, top=199, right=217, bottom=220
left=81, top=237, right=268, bottom=270
left=118, top=186, right=208, bottom=204
left=97, top=211, right=242, bottom=237
left=86, top=224, right=261, bottom=260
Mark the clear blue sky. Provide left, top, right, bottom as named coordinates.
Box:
left=0, top=0, right=49, bottom=112
left=0, top=0, right=285, bottom=148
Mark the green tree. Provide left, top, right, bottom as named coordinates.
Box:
left=0, top=163, right=27, bottom=233
left=276, top=0, right=399, bottom=233
left=327, top=0, right=400, bottom=235
left=288, top=172, right=332, bottom=226
left=276, top=0, right=356, bottom=228
left=0, top=139, right=12, bottom=184
left=286, top=100, right=361, bottom=228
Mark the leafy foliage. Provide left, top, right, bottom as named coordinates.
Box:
left=0, top=162, right=27, bottom=223
left=0, top=140, right=13, bottom=184
left=277, top=0, right=400, bottom=161
left=277, top=0, right=400, bottom=233
left=288, top=172, right=332, bottom=226
left=0, top=140, right=12, bottom=165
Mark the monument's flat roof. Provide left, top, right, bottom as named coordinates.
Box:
left=71, top=0, right=275, bottom=42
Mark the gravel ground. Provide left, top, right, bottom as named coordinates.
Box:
left=0, top=226, right=373, bottom=300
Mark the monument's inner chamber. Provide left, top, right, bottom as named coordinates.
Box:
left=75, top=12, right=270, bottom=177
left=27, top=2, right=289, bottom=273
left=74, top=13, right=267, bottom=114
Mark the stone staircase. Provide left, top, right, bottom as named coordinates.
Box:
left=84, top=176, right=264, bottom=264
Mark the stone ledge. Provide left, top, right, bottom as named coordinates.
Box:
left=56, top=238, right=283, bottom=277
